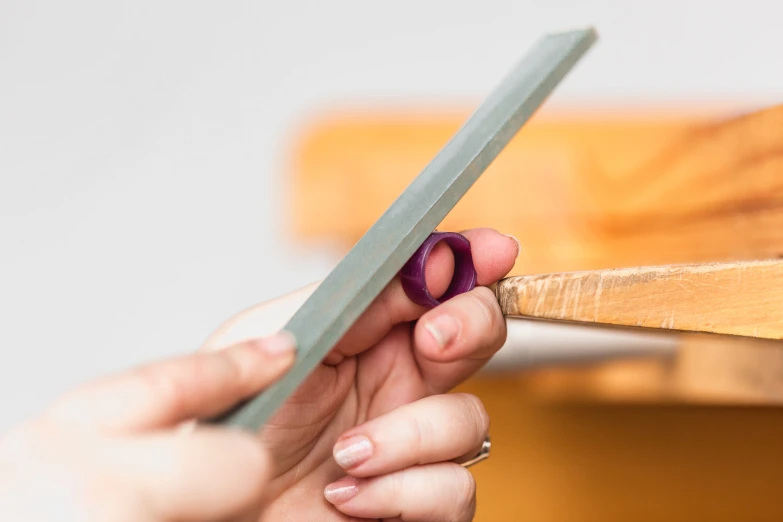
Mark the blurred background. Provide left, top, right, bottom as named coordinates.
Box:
left=3, top=1, right=783, bottom=520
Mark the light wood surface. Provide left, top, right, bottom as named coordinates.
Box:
left=496, top=259, right=783, bottom=339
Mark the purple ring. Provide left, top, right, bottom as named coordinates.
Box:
left=400, top=232, right=478, bottom=308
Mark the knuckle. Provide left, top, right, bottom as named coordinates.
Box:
left=461, top=393, right=490, bottom=439
left=220, top=345, right=255, bottom=393
left=390, top=467, right=408, bottom=501
left=472, top=287, right=504, bottom=337
left=449, top=465, right=477, bottom=520
left=380, top=280, right=415, bottom=328
left=403, top=412, right=429, bottom=464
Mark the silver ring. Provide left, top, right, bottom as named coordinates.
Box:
left=460, top=434, right=491, bottom=468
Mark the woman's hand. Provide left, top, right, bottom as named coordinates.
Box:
left=0, top=227, right=516, bottom=521
left=0, top=335, right=296, bottom=522
left=203, top=227, right=518, bottom=521
left=320, top=393, right=489, bottom=521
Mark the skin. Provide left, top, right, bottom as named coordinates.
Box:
left=0, top=227, right=518, bottom=521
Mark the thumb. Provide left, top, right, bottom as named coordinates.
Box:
left=45, top=332, right=296, bottom=433
left=107, top=426, right=272, bottom=521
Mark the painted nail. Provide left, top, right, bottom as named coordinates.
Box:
left=333, top=435, right=373, bottom=469
left=255, top=331, right=296, bottom=355
left=505, top=234, right=521, bottom=257
left=324, top=476, right=360, bottom=504
left=424, top=314, right=461, bottom=349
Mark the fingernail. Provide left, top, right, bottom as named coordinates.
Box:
left=424, top=314, right=461, bottom=349
left=505, top=234, right=521, bottom=257
left=324, top=476, right=360, bottom=505
left=333, top=435, right=373, bottom=469
left=255, top=331, right=296, bottom=355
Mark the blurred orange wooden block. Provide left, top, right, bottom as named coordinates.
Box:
left=288, top=104, right=783, bottom=275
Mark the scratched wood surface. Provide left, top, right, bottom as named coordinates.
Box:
left=495, top=259, right=783, bottom=339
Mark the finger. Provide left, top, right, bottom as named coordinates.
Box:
left=108, top=426, right=272, bottom=521
left=330, top=228, right=517, bottom=360
left=324, top=463, right=476, bottom=522
left=416, top=285, right=506, bottom=363
left=412, top=286, right=507, bottom=392
left=45, top=333, right=296, bottom=433
left=200, top=228, right=516, bottom=362
left=331, top=393, right=488, bottom=478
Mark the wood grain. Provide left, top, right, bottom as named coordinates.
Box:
left=496, top=259, right=783, bottom=339
left=289, top=104, right=783, bottom=275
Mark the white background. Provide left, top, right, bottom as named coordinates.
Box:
left=2, top=0, right=782, bottom=430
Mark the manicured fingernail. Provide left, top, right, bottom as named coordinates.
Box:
left=424, top=314, right=461, bottom=349
left=256, top=331, right=296, bottom=355
left=333, top=435, right=373, bottom=469
left=324, top=476, right=360, bottom=504
left=505, top=234, right=521, bottom=257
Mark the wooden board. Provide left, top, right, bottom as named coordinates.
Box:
left=496, top=259, right=783, bottom=339
left=289, top=103, right=783, bottom=275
